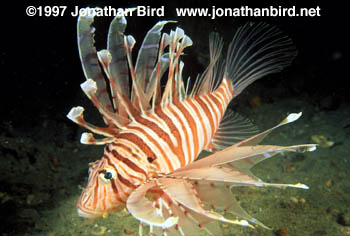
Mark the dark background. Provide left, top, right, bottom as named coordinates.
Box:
left=1, top=0, right=346, bottom=136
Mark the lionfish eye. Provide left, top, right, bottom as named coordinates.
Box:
left=104, top=172, right=113, bottom=179
left=98, top=167, right=116, bottom=184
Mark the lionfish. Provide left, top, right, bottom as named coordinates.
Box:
left=67, top=7, right=316, bottom=236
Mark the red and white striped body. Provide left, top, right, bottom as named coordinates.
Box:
left=114, top=78, right=233, bottom=172
left=78, top=78, right=233, bottom=214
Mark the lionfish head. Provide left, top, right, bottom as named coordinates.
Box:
left=76, top=157, right=122, bottom=218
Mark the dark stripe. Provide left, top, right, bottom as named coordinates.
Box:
left=115, top=133, right=155, bottom=160
left=213, top=88, right=227, bottom=106
left=108, top=151, right=147, bottom=178
left=120, top=94, right=139, bottom=117
left=114, top=56, right=128, bottom=64
left=121, top=126, right=173, bottom=171
left=195, top=96, right=216, bottom=142
left=173, top=100, right=199, bottom=158
left=111, top=179, right=125, bottom=203
left=216, top=84, right=230, bottom=104
left=112, top=143, right=141, bottom=161
left=202, top=95, right=220, bottom=129
left=119, top=69, right=129, bottom=76
left=92, top=179, right=99, bottom=209
left=105, top=148, right=144, bottom=182
left=208, top=93, right=224, bottom=116
left=81, top=52, right=98, bottom=66
left=103, top=154, right=127, bottom=203
left=117, top=173, right=136, bottom=189
left=187, top=98, right=208, bottom=152
left=109, top=42, right=125, bottom=53
left=154, top=106, right=185, bottom=166
left=134, top=115, right=177, bottom=157
left=168, top=105, right=191, bottom=165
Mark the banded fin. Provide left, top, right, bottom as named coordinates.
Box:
left=123, top=34, right=146, bottom=114
left=208, top=110, right=258, bottom=152
left=134, top=21, right=175, bottom=102
left=149, top=197, right=221, bottom=236
left=149, top=33, right=171, bottom=110
left=190, top=180, right=269, bottom=229
left=235, top=112, right=302, bottom=147
left=170, top=147, right=314, bottom=187
left=66, top=106, right=117, bottom=138
left=128, top=143, right=315, bottom=233
left=163, top=143, right=315, bottom=230
left=71, top=9, right=184, bottom=144
left=157, top=178, right=252, bottom=228
left=161, top=28, right=193, bottom=106
left=72, top=7, right=197, bottom=145
left=127, top=181, right=179, bottom=228
left=80, top=133, right=115, bottom=145
left=162, top=193, right=222, bottom=236
left=80, top=79, right=129, bottom=128
left=77, top=8, right=113, bottom=116
left=106, top=12, right=130, bottom=116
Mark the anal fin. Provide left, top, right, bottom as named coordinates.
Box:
left=206, top=110, right=258, bottom=152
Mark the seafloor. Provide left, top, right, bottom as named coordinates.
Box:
left=1, top=1, right=348, bottom=236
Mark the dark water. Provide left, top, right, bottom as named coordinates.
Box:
left=1, top=1, right=348, bottom=235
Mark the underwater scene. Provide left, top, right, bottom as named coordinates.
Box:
left=1, top=1, right=348, bottom=236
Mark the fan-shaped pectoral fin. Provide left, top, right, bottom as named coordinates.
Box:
left=126, top=181, right=178, bottom=228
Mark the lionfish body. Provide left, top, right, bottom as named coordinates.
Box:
left=68, top=7, right=316, bottom=235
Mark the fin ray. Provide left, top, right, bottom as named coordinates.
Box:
left=210, top=110, right=258, bottom=151
left=225, top=22, right=297, bottom=96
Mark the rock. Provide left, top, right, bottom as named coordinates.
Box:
left=274, top=228, right=291, bottom=236
left=325, top=179, right=333, bottom=188
left=326, top=206, right=340, bottom=217
left=19, top=208, right=40, bottom=220
left=311, top=230, right=327, bottom=236
left=338, top=210, right=350, bottom=226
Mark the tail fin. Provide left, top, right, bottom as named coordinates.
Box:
left=225, top=22, right=297, bottom=96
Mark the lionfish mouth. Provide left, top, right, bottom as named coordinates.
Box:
left=76, top=204, right=104, bottom=218
left=77, top=208, right=95, bottom=218
left=76, top=192, right=103, bottom=218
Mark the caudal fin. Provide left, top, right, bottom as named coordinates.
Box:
left=225, top=22, right=297, bottom=96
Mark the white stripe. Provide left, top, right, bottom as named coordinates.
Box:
left=199, top=96, right=218, bottom=133
left=182, top=100, right=205, bottom=154
left=119, top=128, right=170, bottom=173
left=142, top=112, right=178, bottom=147
left=211, top=92, right=226, bottom=114
left=212, top=91, right=227, bottom=108
left=162, top=106, right=190, bottom=166
left=191, top=99, right=213, bottom=141
left=169, top=104, right=194, bottom=164
left=204, top=94, right=222, bottom=126
left=126, top=123, right=177, bottom=173
left=221, top=80, right=232, bottom=101
left=110, top=145, right=146, bottom=183
left=113, top=174, right=129, bottom=201
left=104, top=153, right=134, bottom=197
